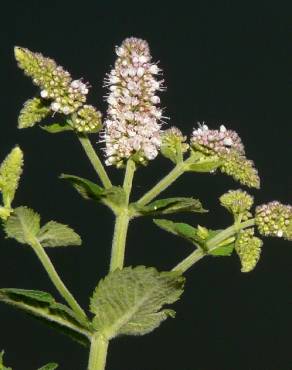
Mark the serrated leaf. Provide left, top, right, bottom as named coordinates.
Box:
left=18, top=97, right=51, bottom=129
left=0, top=288, right=92, bottom=346
left=37, top=363, right=58, bottom=370
left=90, top=266, right=184, bottom=338
left=132, top=197, right=207, bottom=216
left=4, top=206, right=40, bottom=244
left=41, top=122, right=72, bottom=133
left=153, top=219, right=201, bottom=245
left=37, top=221, right=81, bottom=247
left=0, top=147, right=23, bottom=209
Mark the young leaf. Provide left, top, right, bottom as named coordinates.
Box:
left=4, top=206, right=40, bottom=244
left=0, top=289, right=92, bottom=345
left=41, top=122, right=73, bottom=133
left=208, top=242, right=235, bottom=256
left=37, top=363, right=58, bottom=370
left=153, top=219, right=201, bottom=245
left=132, top=197, right=207, bottom=216
left=60, top=174, right=104, bottom=201
left=0, top=147, right=23, bottom=209
left=186, top=156, right=221, bottom=172
left=61, top=174, right=126, bottom=211
left=37, top=221, right=81, bottom=247
left=90, top=266, right=185, bottom=338
left=18, top=97, right=51, bottom=129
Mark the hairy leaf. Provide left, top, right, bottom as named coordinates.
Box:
left=133, top=197, right=206, bottom=216
left=37, top=363, right=58, bottom=370
left=0, top=289, right=92, bottom=346
left=18, top=97, right=51, bottom=129
left=90, top=266, right=184, bottom=338
left=41, top=122, right=72, bottom=133
left=0, top=147, right=23, bottom=209
left=4, top=206, right=40, bottom=244
left=37, top=221, right=81, bottom=247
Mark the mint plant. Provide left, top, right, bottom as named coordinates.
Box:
left=0, top=37, right=291, bottom=370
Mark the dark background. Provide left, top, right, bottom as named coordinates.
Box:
left=0, top=1, right=291, bottom=369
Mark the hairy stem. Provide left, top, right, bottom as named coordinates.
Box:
left=77, top=133, right=112, bottom=189
left=172, top=219, right=255, bottom=273
left=30, top=238, right=87, bottom=322
left=109, top=159, right=136, bottom=271
left=88, top=333, right=109, bottom=370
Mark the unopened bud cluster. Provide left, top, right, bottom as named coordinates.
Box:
left=191, top=124, right=260, bottom=188
left=220, top=189, right=253, bottom=220
left=72, top=105, right=102, bottom=133
left=255, top=201, right=292, bottom=240
left=103, top=37, right=164, bottom=167
left=235, top=228, right=263, bottom=272
left=15, top=47, right=88, bottom=115
left=160, top=127, right=189, bottom=163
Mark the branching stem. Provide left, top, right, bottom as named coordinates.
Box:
left=172, top=219, right=255, bottom=273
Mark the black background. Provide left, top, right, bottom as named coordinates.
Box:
left=1, top=1, right=291, bottom=369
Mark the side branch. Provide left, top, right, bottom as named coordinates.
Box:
left=77, top=133, right=112, bottom=189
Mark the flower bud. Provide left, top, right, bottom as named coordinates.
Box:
left=102, top=38, right=164, bottom=167
left=220, top=189, right=253, bottom=220
left=235, top=228, right=263, bottom=272
left=160, top=127, right=189, bottom=163
left=18, top=97, right=51, bottom=128
left=0, top=147, right=23, bottom=209
left=255, top=201, right=292, bottom=240
left=73, top=105, right=102, bottom=133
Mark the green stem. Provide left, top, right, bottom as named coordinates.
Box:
left=88, top=333, right=109, bottom=370
left=172, top=248, right=204, bottom=273
left=109, top=159, right=136, bottom=271
left=206, top=219, right=255, bottom=249
left=30, top=238, right=87, bottom=321
left=172, top=219, right=255, bottom=273
left=77, top=133, right=112, bottom=189
left=136, top=163, right=185, bottom=206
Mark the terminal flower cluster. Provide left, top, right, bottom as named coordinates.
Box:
left=102, top=37, right=164, bottom=167
left=15, top=47, right=89, bottom=115
left=220, top=189, right=253, bottom=220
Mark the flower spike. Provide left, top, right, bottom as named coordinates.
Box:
left=235, top=228, right=263, bottom=272
left=102, top=37, right=164, bottom=167
left=15, top=47, right=88, bottom=116
left=190, top=124, right=260, bottom=188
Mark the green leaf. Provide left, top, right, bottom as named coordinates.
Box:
left=18, top=97, right=51, bottom=129
left=4, top=206, right=40, bottom=244
left=0, top=147, right=23, bottom=209
left=90, top=266, right=184, bottom=338
left=153, top=219, right=201, bottom=245
left=37, top=221, right=81, bottom=247
left=61, top=174, right=126, bottom=211
left=0, top=288, right=92, bottom=346
left=132, top=197, right=207, bottom=216
left=37, top=363, right=58, bottom=370
left=60, top=174, right=104, bottom=201
left=206, top=230, right=235, bottom=256
left=0, top=350, right=12, bottom=370
left=41, top=122, right=73, bottom=133
left=187, top=156, right=221, bottom=172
